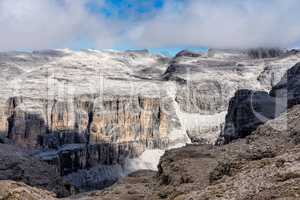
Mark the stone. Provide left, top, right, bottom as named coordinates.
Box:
left=61, top=105, right=300, bottom=200
left=0, top=143, right=71, bottom=197
left=270, top=62, right=300, bottom=107
left=221, top=89, right=278, bottom=144
left=221, top=62, right=300, bottom=144
left=0, top=180, right=56, bottom=200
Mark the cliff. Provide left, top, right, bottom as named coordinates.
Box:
left=0, top=48, right=300, bottom=190
left=3, top=100, right=300, bottom=200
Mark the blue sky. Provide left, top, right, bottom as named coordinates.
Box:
left=88, top=0, right=165, bottom=19
left=1, top=0, right=299, bottom=54
left=83, top=0, right=207, bottom=56
left=84, top=0, right=206, bottom=56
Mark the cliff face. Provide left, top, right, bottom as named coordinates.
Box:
left=221, top=90, right=278, bottom=144
left=0, top=50, right=188, bottom=190
left=67, top=104, right=300, bottom=200
left=270, top=62, right=300, bottom=107
left=8, top=104, right=300, bottom=200
left=2, top=49, right=300, bottom=147
left=1, top=49, right=300, bottom=191
left=3, top=95, right=174, bottom=149
left=221, top=62, right=300, bottom=144
left=89, top=96, right=175, bottom=146
left=164, top=49, right=300, bottom=143
left=1, top=48, right=300, bottom=199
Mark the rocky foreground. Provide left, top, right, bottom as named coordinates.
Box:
left=1, top=48, right=300, bottom=199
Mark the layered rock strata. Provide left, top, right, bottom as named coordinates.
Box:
left=1, top=49, right=300, bottom=191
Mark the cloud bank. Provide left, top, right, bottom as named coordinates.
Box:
left=0, top=0, right=120, bottom=51
left=1, top=0, right=300, bottom=51
left=129, top=0, right=300, bottom=49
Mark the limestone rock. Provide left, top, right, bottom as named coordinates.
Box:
left=1, top=49, right=300, bottom=148
left=1, top=49, right=300, bottom=190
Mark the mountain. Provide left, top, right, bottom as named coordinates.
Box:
left=0, top=48, right=300, bottom=197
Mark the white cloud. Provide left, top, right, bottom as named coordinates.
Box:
left=0, top=0, right=120, bottom=51
left=1, top=0, right=300, bottom=51
left=127, top=0, right=300, bottom=49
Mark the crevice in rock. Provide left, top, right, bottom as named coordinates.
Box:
left=7, top=97, right=18, bottom=139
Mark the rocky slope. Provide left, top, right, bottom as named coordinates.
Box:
left=1, top=48, right=300, bottom=191
left=0, top=180, right=57, bottom=200
left=2, top=98, right=299, bottom=200
left=0, top=143, right=71, bottom=197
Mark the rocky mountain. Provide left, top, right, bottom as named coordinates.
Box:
left=163, top=48, right=300, bottom=143
left=70, top=58, right=300, bottom=199
left=0, top=48, right=300, bottom=195
left=221, top=61, right=300, bottom=144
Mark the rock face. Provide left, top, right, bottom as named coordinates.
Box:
left=164, top=48, right=300, bottom=143
left=221, top=90, right=278, bottom=144
left=10, top=104, right=300, bottom=200
left=270, top=62, right=300, bottom=107
left=77, top=104, right=300, bottom=200
left=1, top=48, right=300, bottom=190
left=221, top=62, right=300, bottom=144
left=246, top=48, right=285, bottom=59
left=0, top=49, right=188, bottom=190
left=1, top=49, right=299, bottom=148
left=1, top=48, right=300, bottom=199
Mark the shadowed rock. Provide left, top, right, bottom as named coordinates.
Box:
left=0, top=144, right=71, bottom=197
left=221, top=62, right=300, bottom=144
left=221, top=89, right=278, bottom=144
left=246, top=48, right=285, bottom=59
left=175, top=50, right=203, bottom=58
left=270, top=62, right=300, bottom=107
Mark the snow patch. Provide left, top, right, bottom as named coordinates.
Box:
left=124, top=149, right=165, bottom=172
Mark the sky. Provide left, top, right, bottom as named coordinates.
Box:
left=1, top=0, right=300, bottom=55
